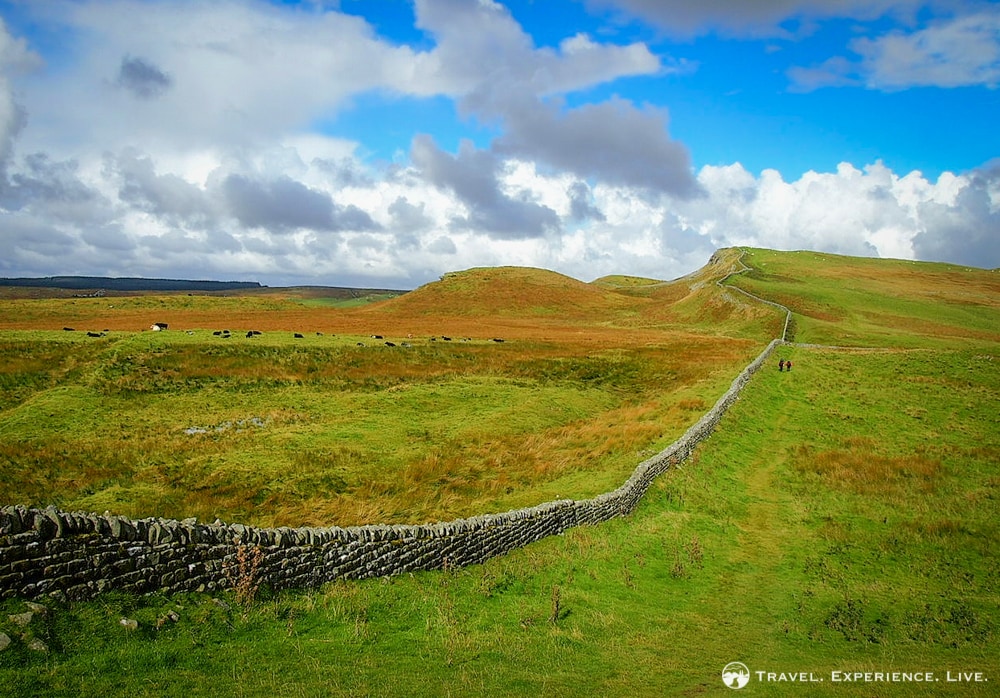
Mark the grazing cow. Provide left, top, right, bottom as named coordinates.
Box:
left=371, top=334, right=383, bottom=339
left=213, top=331, right=222, bottom=336
left=384, top=341, right=396, bottom=347
left=246, top=331, right=254, bottom=338
left=492, top=338, right=505, bottom=343
left=430, top=337, right=437, bottom=342
left=400, top=342, right=411, bottom=347
left=151, top=322, right=168, bottom=331
left=63, top=327, right=75, bottom=332
left=253, top=330, right=262, bottom=335
left=316, top=332, right=323, bottom=336
left=294, top=333, right=304, bottom=339
left=442, top=336, right=452, bottom=341
left=87, top=331, right=103, bottom=337
left=356, top=342, right=366, bottom=347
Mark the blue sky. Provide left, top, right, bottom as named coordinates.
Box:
left=0, top=0, right=997, bottom=287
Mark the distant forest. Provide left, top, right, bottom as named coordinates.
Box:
left=0, top=276, right=262, bottom=292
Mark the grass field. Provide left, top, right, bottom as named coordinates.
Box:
left=0, top=252, right=770, bottom=528
left=0, top=247, right=997, bottom=695
left=0, top=344, right=995, bottom=696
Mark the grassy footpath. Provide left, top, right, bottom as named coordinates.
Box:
left=2, top=344, right=995, bottom=696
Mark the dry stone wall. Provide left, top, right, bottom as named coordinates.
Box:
left=0, top=336, right=783, bottom=601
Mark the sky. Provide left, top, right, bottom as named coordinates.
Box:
left=0, top=0, right=998, bottom=289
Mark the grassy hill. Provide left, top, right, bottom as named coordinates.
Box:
left=731, top=248, right=1000, bottom=347
left=373, top=266, right=635, bottom=318
left=0, top=248, right=997, bottom=695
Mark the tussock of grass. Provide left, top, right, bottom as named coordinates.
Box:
left=794, top=437, right=942, bottom=495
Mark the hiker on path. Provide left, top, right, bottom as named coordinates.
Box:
left=786, top=360, right=793, bottom=371
left=779, top=359, right=785, bottom=372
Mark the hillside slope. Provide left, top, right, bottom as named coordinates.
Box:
left=729, top=248, right=1000, bottom=347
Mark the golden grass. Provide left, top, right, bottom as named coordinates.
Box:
left=794, top=436, right=942, bottom=495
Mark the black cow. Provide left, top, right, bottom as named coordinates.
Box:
left=294, top=333, right=304, bottom=339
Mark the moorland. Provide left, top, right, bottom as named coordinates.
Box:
left=0, top=247, right=997, bottom=696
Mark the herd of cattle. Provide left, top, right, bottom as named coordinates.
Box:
left=60, top=325, right=506, bottom=346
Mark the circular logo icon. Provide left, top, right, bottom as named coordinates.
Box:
left=722, top=662, right=751, bottom=690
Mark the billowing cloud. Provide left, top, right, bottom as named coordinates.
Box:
left=388, top=196, right=434, bottom=233
left=913, top=162, right=1000, bottom=266
left=408, top=0, right=697, bottom=197
left=411, top=134, right=560, bottom=239
left=668, top=161, right=1000, bottom=267
left=413, top=0, right=662, bottom=99
left=220, top=173, right=379, bottom=233
left=494, top=96, right=699, bottom=198
left=108, top=148, right=213, bottom=224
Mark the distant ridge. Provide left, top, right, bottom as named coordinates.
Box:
left=0, top=276, right=262, bottom=292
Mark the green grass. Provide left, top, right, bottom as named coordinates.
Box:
left=0, top=331, right=752, bottom=527
left=730, top=248, right=1000, bottom=348
left=294, top=293, right=403, bottom=309
left=1, top=344, right=995, bottom=696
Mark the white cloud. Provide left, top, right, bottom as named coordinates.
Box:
left=674, top=161, right=999, bottom=268
left=790, top=9, right=1000, bottom=91
left=853, top=11, right=1000, bottom=89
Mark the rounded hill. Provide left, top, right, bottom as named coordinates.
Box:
left=363, top=266, right=641, bottom=320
